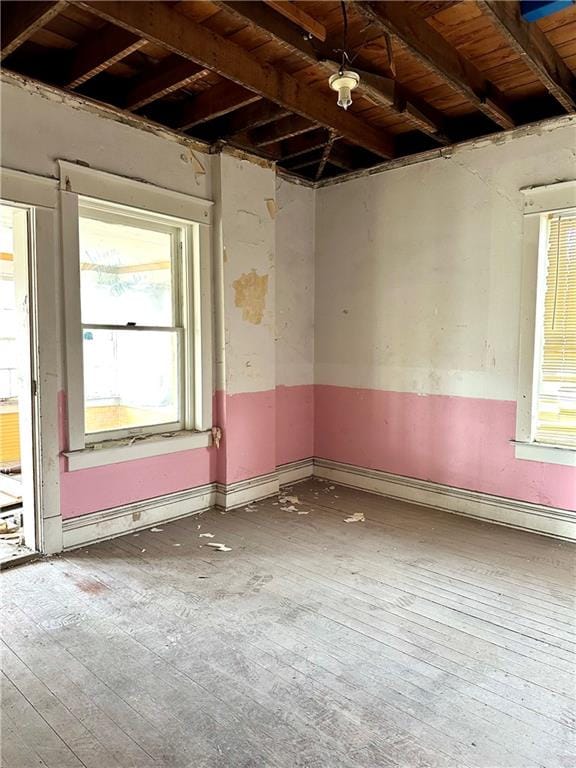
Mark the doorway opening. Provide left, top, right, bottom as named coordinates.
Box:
left=0, top=203, right=38, bottom=566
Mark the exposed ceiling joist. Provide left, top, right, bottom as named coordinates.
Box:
left=251, top=114, right=314, bottom=146
left=125, top=55, right=208, bottom=111
left=263, top=0, right=326, bottom=41
left=316, top=131, right=337, bottom=180
left=1, top=0, right=67, bottom=61
left=220, top=101, right=290, bottom=136
left=478, top=0, right=576, bottom=113
left=271, top=129, right=332, bottom=160
left=67, top=23, right=145, bottom=88
left=78, top=1, right=396, bottom=158
left=355, top=1, right=517, bottom=130
left=216, top=0, right=449, bottom=143
left=171, top=81, right=261, bottom=130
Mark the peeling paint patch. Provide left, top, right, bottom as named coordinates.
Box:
left=266, top=199, right=277, bottom=219
left=189, top=150, right=206, bottom=175
left=233, top=270, right=269, bottom=325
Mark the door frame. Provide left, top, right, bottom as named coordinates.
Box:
left=1, top=168, right=62, bottom=554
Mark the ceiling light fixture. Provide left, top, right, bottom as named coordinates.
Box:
left=329, top=70, right=360, bottom=110
left=329, top=1, right=360, bottom=110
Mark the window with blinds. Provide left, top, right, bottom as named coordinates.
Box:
left=535, top=211, right=576, bottom=448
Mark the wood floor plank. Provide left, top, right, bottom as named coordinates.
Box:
left=2, top=479, right=575, bottom=768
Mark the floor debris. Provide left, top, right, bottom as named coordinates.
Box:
left=279, top=495, right=300, bottom=505
left=280, top=505, right=298, bottom=513
left=297, top=509, right=310, bottom=515
left=173, top=543, right=181, bottom=547
left=150, top=527, right=163, bottom=532
left=206, top=542, right=232, bottom=552
left=244, top=505, right=257, bottom=511
left=199, top=533, right=215, bottom=538
left=344, top=512, right=365, bottom=523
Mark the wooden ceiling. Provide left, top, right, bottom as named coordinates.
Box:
left=2, top=0, right=576, bottom=184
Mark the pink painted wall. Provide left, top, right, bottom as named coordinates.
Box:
left=59, top=388, right=295, bottom=518
left=276, top=385, right=314, bottom=467
left=215, top=389, right=276, bottom=485
left=315, top=386, right=576, bottom=511
left=58, top=391, right=216, bottom=519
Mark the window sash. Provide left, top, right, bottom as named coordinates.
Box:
left=77, top=198, right=190, bottom=443
left=534, top=211, right=576, bottom=448
left=83, top=325, right=185, bottom=443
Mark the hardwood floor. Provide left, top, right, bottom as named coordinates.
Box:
left=1, top=479, right=575, bottom=768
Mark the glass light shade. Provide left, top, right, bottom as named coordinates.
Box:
left=329, top=71, right=360, bottom=110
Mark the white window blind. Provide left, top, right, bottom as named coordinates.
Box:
left=535, top=212, right=576, bottom=447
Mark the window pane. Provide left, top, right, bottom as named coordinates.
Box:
left=84, top=329, right=180, bottom=434
left=536, top=213, right=576, bottom=448
left=79, top=214, right=174, bottom=326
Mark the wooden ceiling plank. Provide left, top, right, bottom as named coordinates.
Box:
left=216, top=0, right=449, bottom=142
left=355, top=1, right=516, bottom=129
left=173, top=81, right=261, bottom=130
left=77, top=1, right=395, bottom=157
left=125, top=54, right=208, bottom=110
left=67, top=22, right=145, bottom=88
left=1, top=0, right=67, bottom=61
left=263, top=0, right=327, bottom=41
left=477, top=0, right=576, bottom=113
left=251, top=114, right=316, bottom=145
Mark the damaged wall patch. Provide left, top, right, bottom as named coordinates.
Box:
left=233, top=269, right=269, bottom=325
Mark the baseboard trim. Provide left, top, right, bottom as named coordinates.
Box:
left=313, top=458, right=576, bottom=541
left=61, top=461, right=314, bottom=550
left=278, top=458, right=314, bottom=486
left=62, top=483, right=216, bottom=550
left=216, top=471, right=279, bottom=510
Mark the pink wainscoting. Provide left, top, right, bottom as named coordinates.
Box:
left=60, top=450, right=215, bottom=519
left=276, top=384, right=314, bottom=467
left=59, top=390, right=215, bottom=519
left=315, top=385, right=576, bottom=511
left=215, top=388, right=276, bottom=485
left=59, top=387, right=284, bottom=518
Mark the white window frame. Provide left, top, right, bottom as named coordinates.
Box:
left=60, top=161, right=214, bottom=470
left=515, top=180, right=576, bottom=467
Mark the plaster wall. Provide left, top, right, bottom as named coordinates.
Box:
left=315, top=124, right=576, bottom=510
left=275, top=179, right=315, bottom=467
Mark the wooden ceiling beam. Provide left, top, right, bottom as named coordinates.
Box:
left=67, top=23, right=145, bottom=88
left=1, top=0, right=67, bottom=61
left=354, top=1, right=517, bottom=130
left=172, top=81, right=261, bottom=130
left=125, top=55, right=208, bottom=111
left=477, top=0, right=576, bottom=113
left=263, top=0, right=326, bottom=41
left=216, top=0, right=449, bottom=143
left=251, top=114, right=315, bottom=146
left=78, top=1, right=395, bottom=157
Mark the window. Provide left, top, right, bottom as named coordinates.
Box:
left=60, top=162, right=213, bottom=467
left=534, top=213, right=576, bottom=448
left=0, top=206, right=18, bottom=403
left=79, top=202, right=184, bottom=441
left=516, top=181, right=576, bottom=466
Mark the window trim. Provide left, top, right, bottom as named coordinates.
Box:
left=516, top=180, right=576, bottom=466
left=61, top=164, right=213, bottom=461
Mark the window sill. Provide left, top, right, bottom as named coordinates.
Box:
left=64, top=430, right=212, bottom=471
left=513, top=441, right=576, bottom=467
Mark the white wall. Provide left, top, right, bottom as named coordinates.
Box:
left=315, top=123, right=576, bottom=400
left=275, top=178, right=315, bottom=388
